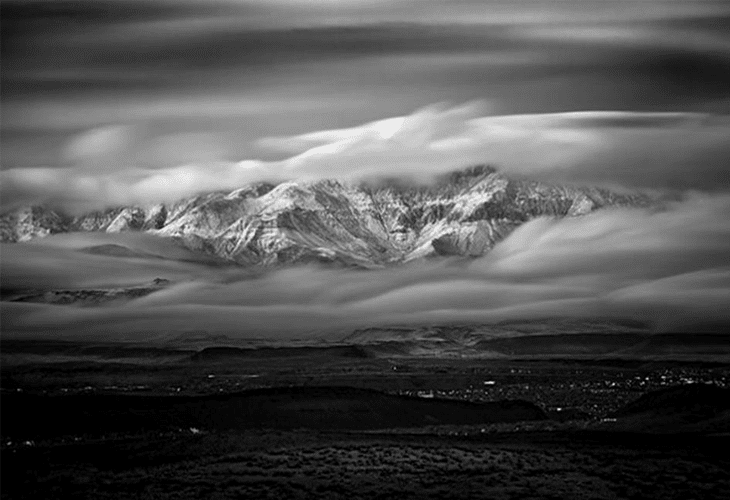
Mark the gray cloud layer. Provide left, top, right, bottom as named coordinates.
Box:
left=2, top=103, right=729, bottom=212
left=2, top=192, right=729, bottom=339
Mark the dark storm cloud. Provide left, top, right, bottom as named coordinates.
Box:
left=0, top=0, right=210, bottom=31
left=3, top=1, right=730, bottom=114
left=4, top=8, right=730, bottom=101
left=0, top=22, right=520, bottom=100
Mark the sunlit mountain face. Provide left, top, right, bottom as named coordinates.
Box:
left=1, top=0, right=730, bottom=340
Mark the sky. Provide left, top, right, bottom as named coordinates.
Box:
left=1, top=1, right=730, bottom=339
left=2, top=0, right=730, bottom=209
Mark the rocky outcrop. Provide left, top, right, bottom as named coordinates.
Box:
left=6, top=278, right=170, bottom=306
left=0, top=206, right=69, bottom=242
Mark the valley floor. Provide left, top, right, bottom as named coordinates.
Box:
left=2, top=340, right=730, bottom=499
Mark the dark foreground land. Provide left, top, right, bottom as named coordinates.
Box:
left=2, top=336, right=730, bottom=499
left=3, top=428, right=730, bottom=500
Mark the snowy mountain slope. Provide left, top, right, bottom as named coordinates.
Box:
left=0, top=166, right=653, bottom=267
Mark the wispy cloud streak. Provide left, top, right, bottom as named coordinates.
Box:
left=2, top=103, right=729, bottom=212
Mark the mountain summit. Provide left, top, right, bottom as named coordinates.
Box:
left=0, top=166, right=652, bottom=267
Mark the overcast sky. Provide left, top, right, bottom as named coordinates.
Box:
left=2, top=0, right=730, bottom=210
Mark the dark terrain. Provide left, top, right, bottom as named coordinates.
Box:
left=2, top=332, right=730, bottom=499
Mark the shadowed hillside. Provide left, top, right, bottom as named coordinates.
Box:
left=1, top=386, right=547, bottom=439
left=609, top=384, right=730, bottom=433
left=190, top=345, right=372, bottom=362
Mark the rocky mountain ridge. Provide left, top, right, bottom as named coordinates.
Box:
left=0, top=166, right=653, bottom=267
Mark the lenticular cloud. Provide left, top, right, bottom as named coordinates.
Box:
left=2, top=101, right=730, bottom=213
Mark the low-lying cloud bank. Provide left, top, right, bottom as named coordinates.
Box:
left=2, top=101, right=730, bottom=213
left=2, top=192, right=729, bottom=340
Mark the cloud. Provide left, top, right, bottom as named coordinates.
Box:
left=3, top=2, right=729, bottom=190
left=62, top=125, right=134, bottom=164
left=136, top=132, right=230, bottom=168
left=7, top=1, right=723, bottom=31
left=4, top=4, right=729, bottom=138
left=0, top=232, right=222, bottom=290
left=2, top=192, right=729, bottom=339
left=3, top=102, right=729, bottom=212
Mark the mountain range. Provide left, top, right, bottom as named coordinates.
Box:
left=0, top=166, right=654, bottom=268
